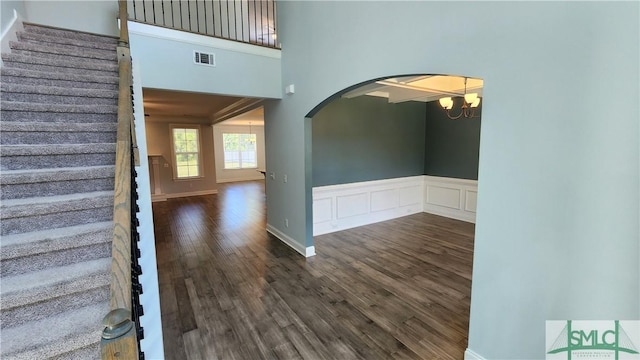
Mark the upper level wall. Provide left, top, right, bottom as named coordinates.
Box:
left=129, top=22, right=281, bottom=100
left=22, top=0, right=119, bottom=36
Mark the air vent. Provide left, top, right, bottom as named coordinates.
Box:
left=194, top=51, right=215, bottom=66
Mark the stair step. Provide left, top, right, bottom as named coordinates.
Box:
left=24, top=22, right=118, bottom=45
left=1, top=101, right=117, bottom=123
left=9, top=37, right=118, bottom=61
left=1, top=83, right=118, bottom=106
left=0, top=121, right=117, bottom=145
left=1, top=101, right=117, bottom=114
left=9, top=40, right=116, bottom=62
left=0, top=191, right=114, bottom=236
left=0, top=165, right=115, bottom=199
left=1, top=221, right=112, bottom=262
left=17, top=30, right=118, bottom=51
left=0, top=143, right=116, bottom=170
left=1, top=257, right=110, bottom=328
left=1, top=67, right=118, bottom=91
left=2, top=53, right=118, bottom=77
left=0, top=301, right=107, bottom=359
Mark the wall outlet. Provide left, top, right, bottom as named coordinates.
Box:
left=284, top=174, right=288, bottom=183
left=285, top=218, right=289, bottom=228
left=270, top=172, right=275, bottom=179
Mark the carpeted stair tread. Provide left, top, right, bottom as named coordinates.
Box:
left=2, top=53, right=118, bottom=74
left=1, top=221, right=112, bottom=261
left=1, top=258, right=110, bottom=328
left=1, top=67, right=118, bottom=87
left=1, top=111, right=117, bottom=123
left=0, top=143, right=116, bottom=156
left=1, top=190, right=113, bottom=218
left=1, top=101, right=117, bottom=114
left=1, top=257, right=110, bottom=318
left=0, top=122, right=117, bottom=133
left=24, top=22, right=118, bottom=45
left=1, top=83, right=118, bottom=99
left=0, top=191, right=114, bottom=236
left=0, top=302, right=107, bottom=360
left=17, top=30, right=118, bottom=51
left=9, top=40, right=116, bottom=61
left=0, top=165, right=115, bottom=198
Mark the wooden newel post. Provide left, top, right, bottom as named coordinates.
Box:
left=101, top=309, right=139, bottom=359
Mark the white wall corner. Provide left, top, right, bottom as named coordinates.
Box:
left=464, top=348, right=487, bottom=360
left=266, top=224, right=315, bottom=257
left=1, top=9, right=24, bottom=67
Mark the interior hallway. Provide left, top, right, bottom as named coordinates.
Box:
left=153, top=180, right=474, bottom=359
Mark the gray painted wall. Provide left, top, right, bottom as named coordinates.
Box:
left=267, top=2, right=639, bottom=359
left=129, top=30, right=281, bottom=100
left=1, top=1, right=25, bottom=34
left=312, top=96, right=426, bottom=187
left=424, top=100, right=481, bottom=180
left=22, top=1, right=119, bottom=36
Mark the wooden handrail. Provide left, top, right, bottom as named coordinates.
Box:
left=101, top=1, right=139, bottom=359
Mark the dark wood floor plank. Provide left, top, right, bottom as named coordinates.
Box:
left=153, top=180, right=474, bottom=359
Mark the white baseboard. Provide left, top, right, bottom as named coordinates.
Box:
left=151, top=189, right=218, bottom=202
left=423, top=176, right=477, bottom=224
left=464, top=348, right=486, bottom=360
left=1, top=9, right=24, bottom=67
left=216, top=175, right=265, bottom=184
left=312, top=176, right=425, bottom=236
left=266, top=224, right=316, bottom=257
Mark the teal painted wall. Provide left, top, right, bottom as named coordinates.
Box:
left=424, top=99, right=481, bottom=180
left=267, top=2, right=639, bottom=358
left=312, top=96, right=426, bottom=187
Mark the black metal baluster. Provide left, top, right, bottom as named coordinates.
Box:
left=259, top=0, right=264, bottom=45
left=197, top=0, right=201, bottom=33
left=253, top=0, right=257, bottom=44
left=232, top=0, right=237, bottom=41
left=152, top=0, right=156, bottom=24
left=218, top=0, right=223, bottom=37
left=142, top=0, right=146, bottom=22
left=161, top=0, right=165, bottom=26
left=178, top=0, right=184, bottom=29
left=240, top=0, right=245, bottom=42
left=188, top=0, right=192, bottom=31
left=132, top=0, right=137, bottom=21
left=266, top=0, right=270, bottom=46
left=170, top=0, right=174, bottom=27
left=273, top=0, right=277, bottom=48
left=203, top=0, right=208, bottom=35
left=226, top=0, right=230, bottom=39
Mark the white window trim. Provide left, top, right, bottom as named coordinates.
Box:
left=170, top=124, right=204, bottom=180
left=222, top=132, right=258, bottom=170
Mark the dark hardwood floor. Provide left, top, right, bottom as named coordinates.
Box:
left=153, top=180, right=475, bottom=360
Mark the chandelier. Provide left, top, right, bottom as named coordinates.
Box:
left=438, top=77, right=481, bottom=119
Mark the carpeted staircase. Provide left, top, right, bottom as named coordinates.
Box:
left=1, top=23, right=119, bottom=359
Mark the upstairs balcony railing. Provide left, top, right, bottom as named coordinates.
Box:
left=126, top=0, right=278, bottom=48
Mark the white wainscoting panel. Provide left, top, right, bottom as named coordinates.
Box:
left=313, top=176, right=424, bottom=236
left=424, top=176, right=478, bottom=223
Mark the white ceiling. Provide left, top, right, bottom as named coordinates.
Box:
left=142, top=75, right=480, bottom=126
left=142, top=88, right=264, bottom=125
left=342, top=75, right=483, bottom=104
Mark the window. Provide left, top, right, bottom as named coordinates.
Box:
left=222, top=133, right=257, bottom=169
left=171, top=126, right=201, bottom=179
